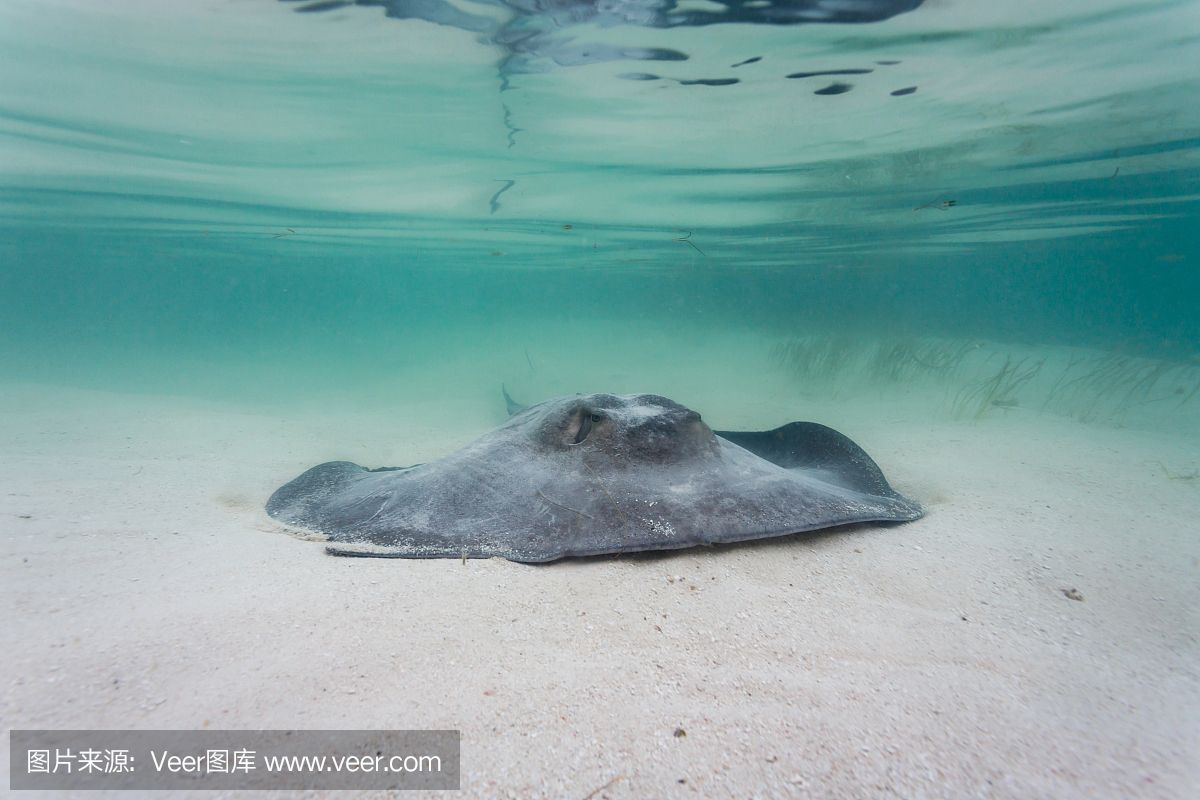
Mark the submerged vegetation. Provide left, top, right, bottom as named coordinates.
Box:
left=952, top=356, right=1044, bottom=420
left=771, top=336, right=976, bottom=386
left=770, top=335, right=1200, bottom=426
left=1039, top=352, right=1200, bottom=423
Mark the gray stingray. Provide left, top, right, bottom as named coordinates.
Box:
left=265, top=393, right=922, bottom=562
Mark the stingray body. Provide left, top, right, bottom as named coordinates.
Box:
left=266, top=393, right=922, bottom=562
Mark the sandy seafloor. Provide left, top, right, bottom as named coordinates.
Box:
left=2, top=332, right=1198, bottom=799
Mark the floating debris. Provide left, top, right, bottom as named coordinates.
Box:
left=489, top=179, right=515, bottom=214
left=582, top=774, right=625, bottom=800
left=673, top=230, right=706, bottom=256
left=914, top=199, right=957, bottom=211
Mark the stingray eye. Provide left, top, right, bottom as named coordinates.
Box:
left=590, top=413, right=602, bottom=422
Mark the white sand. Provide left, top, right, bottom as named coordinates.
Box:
left=2, top=345, right=1198, bottom=798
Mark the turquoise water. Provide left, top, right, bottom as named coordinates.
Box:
left=4, top=5, right=1200, bottom=793
left=1, top=0, right=1197, bottom=404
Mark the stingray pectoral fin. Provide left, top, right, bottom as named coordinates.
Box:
left=265, top=461, right=371, bottom=525
left=325, top=542, right=484, bottom=559
left=715, top=422, right=904, bottom=499
left=326, top=545, right=423, bottom=558
left=325, top=531, right=532, bottom=560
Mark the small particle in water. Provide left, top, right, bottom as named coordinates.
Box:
left=731, top=56, right=762, bottom=68
left=814, top=82, right=853, bottom=95
left=490, top=251, right=504, bottom=257
left=673, top=727, right=687, bottom=738
left=18, top=514, right=32, bottom=519
left=876, top=60, right=902, bottom=65
left=618, top=72, right=661, bottom=81
left=891, top=86, right=918, bottom=96
left=271, top=228, right=296, bottom=239
left=562, top=224, right=573, bottom=230
left=1062, top=588, right=1084, bottom=602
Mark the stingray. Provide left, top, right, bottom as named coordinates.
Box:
left=265, top=393, right=922, bottom=562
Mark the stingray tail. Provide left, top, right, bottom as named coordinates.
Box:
left=502, top=384, right=526, bottom=416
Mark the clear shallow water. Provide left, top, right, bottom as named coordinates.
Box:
left=0, top=0, right=1197, bottom=404
left=2, top=9, right=1200, bottom=793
